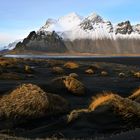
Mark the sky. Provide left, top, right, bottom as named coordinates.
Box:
left=0, top=0, right=140, bottom=48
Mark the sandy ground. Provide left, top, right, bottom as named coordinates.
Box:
left=0, top=57, right=140, bottom=139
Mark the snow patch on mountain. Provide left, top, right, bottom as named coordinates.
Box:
left=39, top=12, right=140, bottom=41
left=3, top=39, right=22, bottom=50
left=39, top=12, right=83, bottom=32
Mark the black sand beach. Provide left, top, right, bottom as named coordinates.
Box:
left=0, top=56, right=140, bottom=139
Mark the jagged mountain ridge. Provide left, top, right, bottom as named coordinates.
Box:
left=39, top=12, right=140, bottom=40
left=14, top=31, right=67, bottom=53
left=13, top=12, right=140, bottom=54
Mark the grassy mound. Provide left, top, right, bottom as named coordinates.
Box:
left=51, top=67, right=64, bottom=74
left=51, top=76, right=85, bottom=95
left=88, top=64, right=101, bottom=71
left=0, top=58, right=19, bottom=67
left=0, top=84, right=68, bottom=120
left=89, top=93, right=140, bottom=119
left=67, top=91, right=140, bottom=123
left=119, top=72, right=126, bottom=78
left=134, top=72, right=140, bottom=78
left=67, top=109, right=89, bottom=123
left=63, top=76, right=85, bottom=95
left=69, top=73, right=79, bottom=78
left=101, top=71, right=108, bottom=76
left=129, top=88, right=140, bottom=103
left=0, top=58, right=13, bottom=67
left=24, top=65, right=33, bottom=73
left=51, top=76, right=66, bottom=90
left=64, top=61, right=79, bottom=69
left=85, top=69, right=94, bottom=74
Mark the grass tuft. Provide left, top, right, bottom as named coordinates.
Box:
left=89, top=92, right=140, bottom=119
left=64, top=61, right=79, bottom=69
left=0, top=83, right=68, bottom=120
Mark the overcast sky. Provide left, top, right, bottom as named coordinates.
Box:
left=0, top=0, right=140, bottom=48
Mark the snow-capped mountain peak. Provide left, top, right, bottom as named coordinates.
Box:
left=57, top=12, right=83, bottom=31
left=45, top=18, right=57, bottom=26
left=39, top=12, right=83, bottom=32
left=58, top=12, right=82, bottom=22
left=38, top=12, right=140, bottom=41
left=133, top=24, right=140, bottom=34
left=40, top=18, right=57, bottom=31
left=86, top=12, right=104, bottom=23
left=3, top=39, right=22, bottom=50
left=39, top=18, right=57, bottom=31
left=6, top=12, right=140, bottom=54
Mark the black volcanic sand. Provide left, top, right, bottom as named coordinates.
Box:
left=0, top=57, right=140, bottom=139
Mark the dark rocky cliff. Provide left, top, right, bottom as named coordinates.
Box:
left=14, top=31, right=68, bottom=53
left=64, top=38, right=140, bottom=54
left=13, top=29, right=140, bottom=54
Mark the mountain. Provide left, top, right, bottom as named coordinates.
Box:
left=13, top=12, right=140, bottom=54
left=39, top=12, right=83, bottom=32
left=3, top=39, right=22, bottom=50
left=14, top=31, right=67, bottom=53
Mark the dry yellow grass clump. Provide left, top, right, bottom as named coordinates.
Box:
left=64, top=61, right=79, bottom=69
left=129, top=88, right=140, bottom=103
left=63, top=76, right=85, bottom=95
left=88, top=64, right=102, bottom=71
left=24, top=65, right=33, bottom=73
left=0, top=58, right=13, bottom=67
left=101, top=71, right=108, bottom=76
left=119, top=72, right=125, bottom=78
left=52, top=76, right=85, bottom=95
left=69, top=73, right=79, bottom=78
left=67, top=109, right=89, bottom=123
left=134, top=72, right=140, bottom=78
left=85, top=69, right=94, bottom=75
left=89, top=93, right=115, bottom=110
left=0, top=84, right=68, bottom=120
left=52, top=67, right=64, bottom=74
left=0, top=58, right=19, bottom=67
left=89, top=93, right=140, bottom=118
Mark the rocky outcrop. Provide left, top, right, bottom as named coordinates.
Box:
left=80, top=19, right=94, bottom=30
left=133, top=24, right=140, bottom=34
left=79, top=13, right=113, bottom=33
left=86, top=13, right=104, bottom=24
left=116, top=21, right=133, bottom=34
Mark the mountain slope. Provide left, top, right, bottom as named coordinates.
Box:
left=13, top=12, right=140, bottom=54
left=39, top=12, right=140, bottom=40
left=14, top=31, right=68, bottom=53
left=3, top=39, right=22, bottom=50
left=39, top=12, right=83, bottom=32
